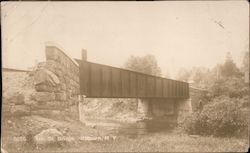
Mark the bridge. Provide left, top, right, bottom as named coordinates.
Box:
left=29, top=43, right=193, bottom=127
left=75, top=49, right=192, bottom=125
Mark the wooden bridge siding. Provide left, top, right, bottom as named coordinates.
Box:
left=156, top=78, right=163, bottom=97
left=90, top=63, right=101, bottom=96
left=79, top=60, right=189, bottom=98
left=137, top=74, right=146, bottom=97
left=101, top=66, right=111, bottom=97
left=121, top=70, right=130, bottom=97
left=111, top=68, right=121, bottom=97
left=176, top=81, right=180, bottom=97
left=146, top=76, right=155, bottom=97
left=163, top=79, right=168, bottom=97
left=79, top=61, right=89, bottom=95
left=130, top=73, right=137, bottom=97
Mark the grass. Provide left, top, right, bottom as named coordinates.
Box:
left=70, top=133, right=248, bottom=152
left=2, top=116, right=248, bottom=152
left=6, top=131, right=248, bottom=152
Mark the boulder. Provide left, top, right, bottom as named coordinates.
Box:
left=34, top=128, right=63, bottom=145
left=34, top=69, right=60, bottom=87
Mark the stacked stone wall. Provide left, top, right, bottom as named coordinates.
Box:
left=2, top=71, right=34, bottom=118
left=31, top=45, right=80, bottom=120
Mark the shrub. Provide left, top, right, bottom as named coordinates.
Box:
left=183, top=96, right=248, bottom=137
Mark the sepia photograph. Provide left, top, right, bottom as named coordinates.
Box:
left=1, top=1, right=249, bottom=152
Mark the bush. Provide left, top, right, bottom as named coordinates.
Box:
left=183, top=96, right=248, bottom=137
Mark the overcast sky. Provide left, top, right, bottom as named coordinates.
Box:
left=2, top=1, right=249, bottom=78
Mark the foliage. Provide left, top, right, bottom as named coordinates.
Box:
left=176, top=68, right=190, bottom=82
left=124, top=54, right=161, bottom=76
left=208, top=76, right=248, bottom=98
left=183, top=96, right=248, bottom=137
left=190, top=67, right=210, bottom=85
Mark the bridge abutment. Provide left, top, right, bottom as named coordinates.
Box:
left=31, top=43, right=80, bottom=120
left=137, top=99, right=152, bottom=119
left=176, top=98, right=192, bottom=124
left=136, top=98, right=192, bottom=128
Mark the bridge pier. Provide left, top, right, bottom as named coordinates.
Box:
left=137, top=99, right=152, bottom=119
left=176, top=98, right=192, bottom=124
left=137, top=98, right=192, bottom=127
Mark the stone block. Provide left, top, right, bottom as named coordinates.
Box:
left=34, top=69, right=60, bottom=87
left=37, top=62, right=47, bottom=69
left=31, top=110, right=65, bottom=120
left=55, top=92, right=67, bottom=101
left=46, top=47, right=58, bottom=61
left=25, top=99, right=38, bottom=106
left=54, top=69, right=63, bottom=78
left=6, top=92, right=25, bottom=105
left=31, top=101, right=65, bottom=110
left=43, top=60, right=57, bottom=72
left=47, top=101, right=66, bottom=108
left=67, top=99, right=76, bottom=106
left=10, top=105, right=30, bottom=116
left=2, top=104, right=12, bottom=114
left=68, top=105, right=78, bottom=119
left=61, top=84, right=66, bottom=91
left=34, top=92, right=55, bottom=102
left=31, top=110, right=50, bottom=116
left=35, top=84, right=54, bottom=92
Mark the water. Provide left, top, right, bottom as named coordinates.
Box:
left=84, top=118, right=176, bottom=138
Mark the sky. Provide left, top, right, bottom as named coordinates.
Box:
left=1, top=1, right=249, bottom=78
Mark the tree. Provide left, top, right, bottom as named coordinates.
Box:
left=176, top=68, right=190, bottom=82
left=163, top=71, right=171, bottom=78
left=189, top=67, right=210, bottom=86
left=124, top=54, right=162, bottom=76
left=220, top=52, right=240, bottom=77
